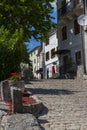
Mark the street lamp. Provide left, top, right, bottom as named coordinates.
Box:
left=77, top=0, right=87, bottom=73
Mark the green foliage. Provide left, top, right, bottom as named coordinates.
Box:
left=0, top=26, right=30, bottom=81
left=0, top=1, right=55, bottom=80
left=0, top=0, right=55, bottom=41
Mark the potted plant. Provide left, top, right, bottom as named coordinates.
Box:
left=7, top=72, right=25, bottom=92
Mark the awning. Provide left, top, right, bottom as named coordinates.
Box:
left=54, top=49, right=70, bottom=55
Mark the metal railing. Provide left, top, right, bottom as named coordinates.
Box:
left=58, top=0, right=82, bottom=18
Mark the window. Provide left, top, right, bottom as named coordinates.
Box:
left=75, top=51, right=81, bottom=65
left=51, top=48, right=55, bottom=58
left=45, top=38, right=49, bottom=46
left=62, top=26, right=67, bottom=40
left=46, top=52, right=49, bottom=61
left=74, top=19, right=80, bottom=35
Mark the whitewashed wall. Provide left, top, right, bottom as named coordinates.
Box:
left=44, top=31, right=59, bottom=78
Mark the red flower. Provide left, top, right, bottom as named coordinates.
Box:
left=7, top=72, right=22, bottom=81
left=11, top=72, right=17, bottom=76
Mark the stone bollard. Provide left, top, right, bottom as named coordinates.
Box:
left=9, top=80, right=25, bottom=113
left=1, top=80, right=12, bottom=102
left=11, top=89, right=23, bottom=113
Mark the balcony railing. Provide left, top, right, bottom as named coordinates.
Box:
left=58, top=0, right=82, bottom=18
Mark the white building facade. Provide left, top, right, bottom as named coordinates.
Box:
left=36, top=46, right=43, bottom=79
left=57, top=0, right=87, bottom=77
left=43, top=30, right=59, bottom=79
left=29, top=46, right=41, bottom=79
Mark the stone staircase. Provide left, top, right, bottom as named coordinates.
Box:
left=26, top=79, right=87, bottom=130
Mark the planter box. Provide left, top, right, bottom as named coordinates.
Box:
left=1, top=80, right=25, bottom=114
left=9, top=80, right=25, bottom=92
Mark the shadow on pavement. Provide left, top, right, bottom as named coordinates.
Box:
left=37, top=106, right=49, bottom=130
left=38, top=119, right=49, bottom=130
left=38, top=105, right=48, bottom=117
left=26, top=88, right=75, bottom=95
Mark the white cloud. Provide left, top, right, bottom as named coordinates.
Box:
left=51, top=0, right=57, bottom=12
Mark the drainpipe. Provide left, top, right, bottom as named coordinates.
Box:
left=82, top=0, right=87, bottom=73
left=83, top=0, right=86, bottom=14
left=56, top=0, right=60, bottom=75
left=81, top=26, right=86, bottom=73
left=78, top=0, right=87, bottom=73
left=42, top=41, right=46, bottom=79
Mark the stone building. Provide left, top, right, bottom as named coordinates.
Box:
left=56, top=0, right=87, bottom=77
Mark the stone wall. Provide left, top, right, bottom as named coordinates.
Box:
left=0, top=80, right=44, bottom=130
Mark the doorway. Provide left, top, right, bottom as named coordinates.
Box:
left=62, top=55, right=68, bottom=73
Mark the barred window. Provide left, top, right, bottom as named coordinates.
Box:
left=46, top=52, right=49, bottom=61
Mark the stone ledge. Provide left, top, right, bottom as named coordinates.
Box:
left=23, top=95, right=44, bottom=117
left=1, top=114, right=41, bottom=130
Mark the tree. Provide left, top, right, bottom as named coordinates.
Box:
left=0, top=1, right=55, bottom=80
left=0, top=26, right=30, bottom=81
left=0, top=0, right=55, bottom=41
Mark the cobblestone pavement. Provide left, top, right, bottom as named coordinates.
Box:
left=25, top=79, right=87, bottom=130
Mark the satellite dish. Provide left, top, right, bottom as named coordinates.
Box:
left=77, top=14, right=87, bottom=26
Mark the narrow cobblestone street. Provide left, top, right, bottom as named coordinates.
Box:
left=25, top=79, right=87, bottom=130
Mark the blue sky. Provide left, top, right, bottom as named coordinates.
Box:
left=25, top=1, right=57, bottom=52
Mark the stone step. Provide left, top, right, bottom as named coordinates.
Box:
left=26, top=79, right=87, bottom=130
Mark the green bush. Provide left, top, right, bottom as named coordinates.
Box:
left=0, top=26, right=30, bottom=81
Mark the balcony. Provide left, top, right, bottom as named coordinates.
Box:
left=58, top=0, right=83, bottom=19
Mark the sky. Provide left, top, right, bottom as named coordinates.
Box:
left=25, top=1, right=57, bottom=52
